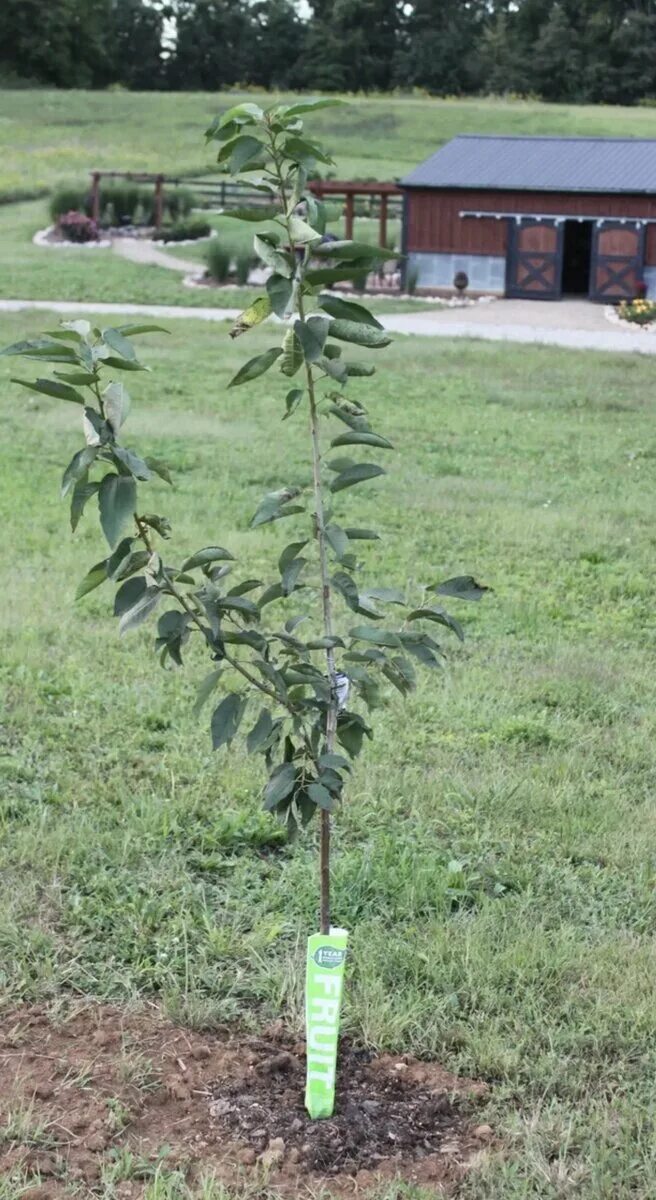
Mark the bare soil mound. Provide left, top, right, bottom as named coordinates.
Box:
left=0, top=1004, right=490, bottom=1198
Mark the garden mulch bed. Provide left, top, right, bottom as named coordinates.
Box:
left=0, top=1004, right=491, bottom=1198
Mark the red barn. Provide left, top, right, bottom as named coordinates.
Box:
left=400, top=135, right=656, bottom=301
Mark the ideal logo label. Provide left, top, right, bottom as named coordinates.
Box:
left=313, top=945, right=346, bottom=969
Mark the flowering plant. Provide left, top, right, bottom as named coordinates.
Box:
left=58, top=210, right=99, bottom=243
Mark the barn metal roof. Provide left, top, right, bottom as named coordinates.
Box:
left=400, top=135, right=656, bottom=195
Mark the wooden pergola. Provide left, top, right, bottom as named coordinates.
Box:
left=89, top=170, right=401, bottom=245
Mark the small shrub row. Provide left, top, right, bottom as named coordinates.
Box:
left=152, top=218, right=211, bottom=242
left=205, top=240, right=254, bottom=285
left=50, top=182, right=195, bottom=227
left=618, top=297, right=656, bottom=325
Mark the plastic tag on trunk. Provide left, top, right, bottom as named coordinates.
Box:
left=305, top=927, right=348, bottom=1119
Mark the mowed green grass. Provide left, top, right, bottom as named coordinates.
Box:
left=2, top=312, right=656, bottom=1196
left=4, top=88, right=656, bottom=198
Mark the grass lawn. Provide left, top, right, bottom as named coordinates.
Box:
left=2, top=312, right=656, bottom=1197
left=4, top=89, right=656, bottom=199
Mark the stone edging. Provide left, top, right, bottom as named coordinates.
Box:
left=33, top=226, right=112, bottom=250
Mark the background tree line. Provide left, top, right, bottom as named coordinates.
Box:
left=3, top=0, right=656, bottom=106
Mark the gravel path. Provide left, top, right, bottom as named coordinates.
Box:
left=1, top=296, right=654, bottom=354
left=112, top=237, right=201, bottom=275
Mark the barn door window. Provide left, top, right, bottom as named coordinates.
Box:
left=589, top=221, right=645, bottom=302
left=506, top=218, right=564, bottom=300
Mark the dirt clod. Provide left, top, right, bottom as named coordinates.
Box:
left=473, top=1124, right=493, bottom=1141
left=237, top=1147, right=257, bottom=1166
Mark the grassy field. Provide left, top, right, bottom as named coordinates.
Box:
left=2, top=311, right=656, bottom=1197
left=3, top=89, right=656, bottom=199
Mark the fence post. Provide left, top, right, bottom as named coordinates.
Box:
left=379, top=192, right=388, bottom=249
left=154, top=175, right=164, bottom=230
left=91, top=172, right=101, bottom=224
left=345, top=192, right=354, bottom=240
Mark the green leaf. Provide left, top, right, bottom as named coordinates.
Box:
left=406, top=606, right=464, bottom=641
left=118, top=586, right=160, bottom=635
left=325, top=523, right=349, bottom=560
left=98, top=473, right=137, bottom=548
left=0, top=337, right=79, bottom=363
left=367, top=586, right=405, bottom=605
left=283, top=387, right=303, bottom=420
left=319, top=295, right=383, bottom=328
left=144, top=457, right=173, bottom=485
left=345, top=527, right=380, bottom=540
left=318, top=355, right=348, bottom=385
left=283, top=99, right=343, bottom=117
left=263, top=762, right=297, bottom=810
left=266, top=274, right=294, bottom=318
left=336, top=710, right=372, bottom=759
left=279, top=541, right=308, bottom=573
left=211, top=692, right=244, bottom=750
left=229, top=134, right=266, bottom=173
left=247, top=708, right=273, bottom=753
left=229, top=296, right=272, bottom=339
left=228, top=347, right=282, bottom=388
left=11, top=376, right=86, bottom=405
left=281, top=557, right=306, bottom=595
left=308, top=782, right=336, bottom=812
left=54, top=370, right=98, bottom=385
left=250, top=487, right=303, bottom=528
left=398, top=631, right=443, bottom=668
left=433, top=576, right=491, bottom=602
left=182, top=546, right=235, bottom=571
left=102, top=357, right=147, bottom=372
left=61, top=446, right=97, bottom=497
left=103, top=382, right=131, bottom=433
left=328, top=319, right=392, bottom=349
left=331, top=430, right=394, bottom=450
left=217, top=101, right=264, bottom=127
left=283, top=136, right=334, bottom=167
left=254, top=233, right=293, bottom=276
left=101, top=327, right=137, bottom=361
left=222, top=207, right=278, bottom=222
left=349, top=626, right=402, bottom=647
left=332, top=571, right=360, bottom=613
left=314, top=240, right=389, bottom=261
left=70, top=477, right=99, bottom=532
left=112, top=446, right=152, bottom=480
left=75, top=559, right=107, bottom=600
left=280, top=328, right=303, bottom=377
left=114, top=324, right=169, bottom=337
left=319, top=752, right=352, bottom=773
left=306, top=635, right=345, bottom=650
left=330, top=463, right=386, bottom=493
left=345, top=362, right=376, bottom=377
left=294, top=318, right=326, bottom=364
left=193, top=668, right=223, bottom=716
left=113, top=575, right=146, bottom=616
left=288, top=214, right=322, bottom=245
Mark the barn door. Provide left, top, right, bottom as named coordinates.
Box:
left=506, top=218, right=564, bottom=300
left=589, top=221, right=644, bottom=302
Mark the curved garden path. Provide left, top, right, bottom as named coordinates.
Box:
left=112, top=236, right=200, bottom=275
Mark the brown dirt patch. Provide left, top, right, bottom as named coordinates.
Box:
left=0, top=1004, right=489, bottom=1198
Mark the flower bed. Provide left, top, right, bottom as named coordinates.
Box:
left=617, top=298, right=656, bottom=326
